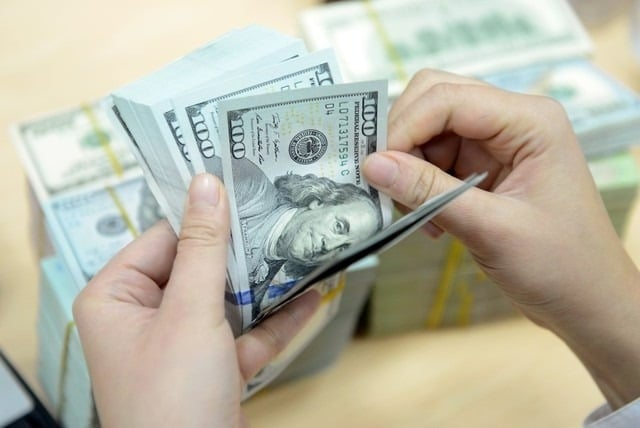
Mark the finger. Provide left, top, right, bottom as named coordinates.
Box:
left=418, top=132, right=461, bottom=172
left=423, top=221, right=444, bottom=239
left=162, top=174, right=230, bottom=323
left=390, top=69, right=490, bottom=123
left=99, top=219, right=177, bottom=286
left=388, top=83, right=557, bottom=167
left=363, top=150, right=500, bottom=239
left=235, top=290, right=321, bottom=382
left=74, top=220, right=177, bottom=315
left=411, top=132, right=504, bottom=190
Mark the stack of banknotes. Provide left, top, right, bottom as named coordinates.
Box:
left=37, top=256, right=96, bottom=427
left=12, top=100, right=162, bottom=426
left=299, top=0, right=593, bottom=98
left=299, top=0, right=640, bottom=159
left=107, top=24, right=484, bottom=337
left=482, top=60, right=640, bottom=158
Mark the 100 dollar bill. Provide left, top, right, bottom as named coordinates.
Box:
left=216, top=80, right=392, bottom=329
left=173, top=49, right=343, bottom=179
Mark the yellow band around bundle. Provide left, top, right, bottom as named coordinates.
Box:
left=57, top=320, right=76, bottom=417
left=362, top=0, right=409, bottom=84
left=81, top=103, right=124, bottom=177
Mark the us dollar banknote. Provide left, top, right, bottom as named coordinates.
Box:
left=172, top=48, right=342, bottom=179
left=215, top=80, right=393, bottom=330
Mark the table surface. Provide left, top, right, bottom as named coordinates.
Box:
left=1, top=1, right=640, bottom=427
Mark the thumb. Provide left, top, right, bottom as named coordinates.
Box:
left=363, top=151, right=497, bottom=241
left=162, top=173, right=231, bottom=324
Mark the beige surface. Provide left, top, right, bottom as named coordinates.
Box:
left=0, top=1, right=638, bottom=427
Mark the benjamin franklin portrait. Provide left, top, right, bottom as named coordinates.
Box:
left=230, top=157, right=383, bottom=314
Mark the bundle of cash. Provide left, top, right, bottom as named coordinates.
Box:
left=366, top=150, right=640, bottom=336
left=482, top=59, right=640, bottom=159
left=37, top=257, right=96, bottom=427
left=370, top=234, right=516, bottom=335
left=299, top=0, right=640, bottom=159
left=10, top=102, right=159, bottom=425
left=299, top=0, right=592, bottom=98
left=588, top=150, right=640, bottom=235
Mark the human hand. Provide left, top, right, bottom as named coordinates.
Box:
left=363, top=69, right=640, bottom=408
left=73, top=174, right=320, bottom=427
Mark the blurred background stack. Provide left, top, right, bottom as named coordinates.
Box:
left=37, top=257, right=95, bottom=427
left=11, top=102, right=160, bottom=426
left=3, top=0, right=640, bottom=427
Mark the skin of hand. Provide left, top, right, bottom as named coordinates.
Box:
left=363, top=69, right=640, bottom=409
left=73, top=174, right=321, bottom=427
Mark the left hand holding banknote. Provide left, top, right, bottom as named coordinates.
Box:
left=73, top=173, right=320, bottom=427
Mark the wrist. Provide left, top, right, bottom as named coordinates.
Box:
left=551, top=263, right=640, bottom=409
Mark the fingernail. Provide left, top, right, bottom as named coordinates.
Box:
left=190, top=174, right=220, bottom=206
left=423, top=221, right=444, bottom=239
left=364, top=154, right=399, bottom=188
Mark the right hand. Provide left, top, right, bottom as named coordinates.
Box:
left=362, top=69, right=640, bottom=408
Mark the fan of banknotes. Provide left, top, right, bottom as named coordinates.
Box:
left=107, top=24, right=483, bottom=336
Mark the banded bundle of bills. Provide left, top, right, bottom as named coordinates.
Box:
left=482, top=59, right=640, bottom=159
left=300, top=0, right=640, bottom=158
left=11, top=108, right=167, bottom=334
left=37, top=257, right=96, bottom=427
left=370, top=235, right=516, bottom=335
left=367, top=150, right=640, bottom=336
left=299, top=0, right=592, bottom=98
left=10, top=102, right=159, bottom=425
left=10, top=101, right=150, bottom=283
